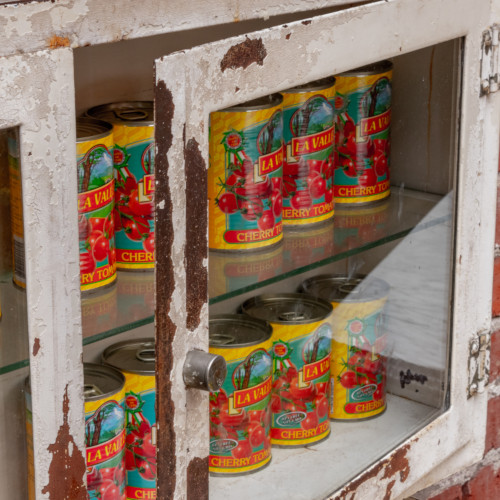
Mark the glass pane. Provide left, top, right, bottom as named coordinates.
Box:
left=208, top=40, right=457, bottom=498
left=0, top=127, right=30, bottom=498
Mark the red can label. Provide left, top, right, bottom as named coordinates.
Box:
left=334, top=65, right=392, bottom=204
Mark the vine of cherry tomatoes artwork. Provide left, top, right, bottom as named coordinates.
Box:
left=125, top=418, right=157, bottom=482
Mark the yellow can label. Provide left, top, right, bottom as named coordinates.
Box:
left=330, top=297, right=388, bottom=420
left=334, top=67, right=392, bottom=205
left=209, top=103, right=284, bottom=251
left=281, top=84, right=336, bottom=226
left=270, top=320, right=331, bottom=446
left=209, top=338, right=273, bottom=475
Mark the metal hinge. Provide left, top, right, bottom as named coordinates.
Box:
left=467, top=331, right=491, bottom=398
left=481, top=25, right=500, bottom=95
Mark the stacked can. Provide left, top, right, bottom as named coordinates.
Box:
left=25, top=364, right=127, bottom=500
left=83, top=364, right=127, bottom=500
left=281, top=78, right=336, bottom=226
left=102, top=339, right=156, bottom=499
left=209, top=314, right=273, bottom=475
left=7, top=128, right=25, bottom=289
left=77, top=117, right=117, bottom=292
left=87, top=102, right=155, bottom=270
left=241, top=294, right=332, bottom=446
left=209, top=95, right=284, bottom=251
left=300, top=274, right=389, bottom=420
left=334, top=61, right=392, bottom=205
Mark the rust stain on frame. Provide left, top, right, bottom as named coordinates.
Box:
left=220, top=37, right=267, bottom=72
left=184, top=131, right=208, bottom=331
left=155, top=80, right=178, bottom=499
left=42, top=386, right=87, bottom=499
left=187, top=456, right=209, bottom=500
left=33, top=337, right=40, bottom=356
left=332, top=444, right=411, bottom=499
left=48, top=35, right=70, bottom=49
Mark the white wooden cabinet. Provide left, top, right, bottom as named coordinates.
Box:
left=0, top=0, right=498, bottom=499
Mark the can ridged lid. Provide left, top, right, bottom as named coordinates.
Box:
left=222, top=93, right=283, bottom=112
left=86, top=101, right=154, bottom=125
left=282, top=76, right=336, bottom=94
left=209, top=314, right=272, bottom=349
left=299, top=274, right=390, bottom=303
left=337, top=60, right=393, bottom=77
left=241, top=293, right=332, bottom=324
left=102, top=338, right=155, bottom=375
left=76, top=117, right=113, bottom=142
left=83, top=363, right=125, bottom=401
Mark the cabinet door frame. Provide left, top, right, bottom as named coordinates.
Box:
left=0, top=48, right=86, bottom=499
left=154, top=0, right=498, bottom=498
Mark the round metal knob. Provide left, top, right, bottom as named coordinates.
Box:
left=183, top=350, right=226, bottom=392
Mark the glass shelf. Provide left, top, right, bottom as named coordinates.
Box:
left=82, top=270, right=155, bottom=345
left=209, top=188, right=448, bottom=305
left=0, top=188, right=448, bottom=376
left=0, top=270, right=155, bottom=376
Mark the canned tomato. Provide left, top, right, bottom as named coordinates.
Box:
left=334, top=61, right=392, bottom=205
left=84, top=363, right=127, bottom=499
left=209, top=95, right=284, bottom=251
left=87, top=102, right=155, bottom=270
left=25, top=365, right=127, bottom=500
left=282, top=219, right=334, bottom=271
left=300, top=274, right=389, bottom=420
left=77, top=117, right=117, bottom=292
left=209, top=315, right=273, bottom=475
left=209, top=244, right=283, bottom=298
left=7, top=129, right=25, bottom=289
left=241, top=294, right=332, bottom=447
left=102, top=339, right=156, bottom=499
left=334, top=199, right=390, bottom=249
left=281, top=78, right=336, bottom=226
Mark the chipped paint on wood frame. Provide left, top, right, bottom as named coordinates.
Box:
left=0, top=48, right=85, bottom=498
left=154, top=0, right=496, bottom=497
left=0, top=0, right=371, bottom=59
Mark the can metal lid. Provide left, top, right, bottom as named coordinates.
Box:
left=76, top=117, right=113, bottom=142
left=282, top=76, right=336, bottom=94
left=241, top=293, right=332, bottom=324
left=209, top=314, right=272, bottom=349
left=83, top=363, right=125, bottom=401
left=102, top=338, right=155, bottom=375
left=299, top=274, right=390, bottom=303
left=86, top=101, right=154, bottom=125
left=221, top=93, right=283, bottom=112
left=337, top=60, right=393, bottom=77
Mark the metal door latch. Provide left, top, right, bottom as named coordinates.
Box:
left=183, top=350, right=227, bottom=392
left=467, top=331, right=491, bottom=397
left=481, top=25, right=500, bottom=95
